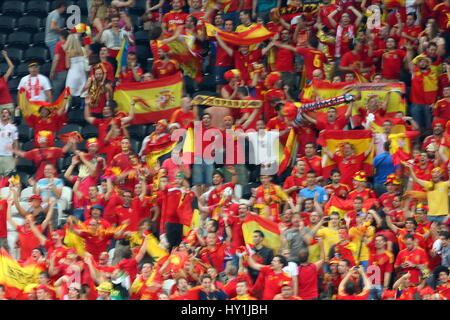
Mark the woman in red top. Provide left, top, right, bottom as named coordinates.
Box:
left=0, top=50, right=14, bottom=114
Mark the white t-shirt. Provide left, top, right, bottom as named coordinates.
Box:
left=283, top=261, right=299, bottom=277
left=247, top=130, right=280, bottom=168
left=101, top=29, right=130, bottom=50
left=0, top=122, right=18, bottom=156
left=18, top=74, right=52, bottom=102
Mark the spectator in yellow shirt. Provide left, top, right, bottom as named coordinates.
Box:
left=406, top=164, right=450, bottom=224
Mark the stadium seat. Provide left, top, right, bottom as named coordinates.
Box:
left=26, top=1, right=50, bottom=18
left=145, top=124, right=155, bottom=136
left=0, top=63, right=8, bottom=76
left=67, top=109, right=86, bottom=126
left=77, top=140, right=86, bottom=151
left=54, top=140, right=65, bottom=148
left=19, top=186, right=34, bottom=202
left=129, top=14, right=141, bottom=31
left=41, top=62, right=51, bottom=77
left=128, top=125, right=147, bottom=140
left=129, top=0, right=147, bottom=16
left=8, top=32, right=33, bottom=50
left=16, top=158, right=34, bottom=175
left=32, top=32, right=47, bottom=48
left=81, top=124, right=99, bottom=139
left=15, top=63, right=30, bottom=78
left=0, top=16, right=16, bottom=34
left=57, top=123, right=82, bottom=136
left=134, top=30, right=150, bottom=46
left=4, top=48, right=22, bottom=65
left=21, top=140, right=34, bottom=151
left=2, top=1, right=25, bottom=18
left=57, top=157, right=72, bottom=172
left=0, top=34, right=7, bottom=48
left=24, top=47, right=49, bottom=64
left=7, top=77, right=20, bottom=92
left=17, top=124, right=34, bottom=142
left=17, top=16, right=41, bottom=34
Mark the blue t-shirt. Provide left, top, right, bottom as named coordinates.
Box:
left=299, top=186, right=328, bottom=204
left=36, top=178, right=64, bottom=201
left=372, top=152, right=395, bottom=184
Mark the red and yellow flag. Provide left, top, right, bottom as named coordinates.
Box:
left=317, top=130, right=374, bottom=178
left=242, top=215, right=281, bottom=252
left=0, top=248, right=44, bottom=299
left=113, top=72, right=183, bottom=125
left=278, top=128, right=298, bottom=176
left=19, top=87, right=70, bottom=118
left=205, top=23, right=274, bottom=46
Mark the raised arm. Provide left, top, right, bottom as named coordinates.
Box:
left=41, top=199, right=55, bottom=230
left=29, top=215, right=48, bottom=246
left=10, top=188, right=28, bottom=218
left=2, top=50, right=14, bottom=82
left=214, top=32, right=233, bottom=57
left=135, top=234, right=149, bottom=264
left=6, top=198, right=18, bottom=230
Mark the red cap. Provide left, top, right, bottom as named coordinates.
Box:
left=29, top=194, right=42, bottom=202
left=159, top=44, right=170, bottom=53
left=432, top=119, right=446, bottom=128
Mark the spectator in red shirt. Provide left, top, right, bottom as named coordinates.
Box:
left=323, top=140, right=374, bottom=187
left=296, top=248, right=324, bottom=300
left=162, top=0, right=189, bottom=34
left=119, top=52, right=143, bottom=83
left=303, top=104, right=352, bottom=131
left=151, top=44, right=180, bottom=79
left=369, top=37, right=407, bottom=81
left=84, top=63, right=113, bottom=116
left=337, top=265, right=371, bottom=300
left=432, top=86, right=450, bottom=121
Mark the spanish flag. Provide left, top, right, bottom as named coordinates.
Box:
left=19, top=87, right=70, bottom=118
left=370, top=117, right=407, bottom=134
left=113, top=72, right=183, bottom=125
left=278, top=128, right=298, bottom=176
left=115, top=38, right=129, bottom=78
left=205, top=23, right=274, bottom=46
left=324, top=195, right=353, bottom=218
left=146, top=233, right=169, bottom=262
left=63, top=220, right=85, bottom=256
left=388, top=131, right=420, bottom=166
left=181, top=126, right=195, bottom=164
left=146, top=141, right=178, bottom=168
left=242, top=215, right=281, bottom=252
left=317, top=130, right=374, bottom=178
left=0, top=248, right=44, bottom=299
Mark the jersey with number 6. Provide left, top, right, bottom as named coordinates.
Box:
left=296, top=47, right=327, bottom=81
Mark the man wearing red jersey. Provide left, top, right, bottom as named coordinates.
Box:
left=25, top=103, right=69, bottom=143
left=368, top=234, right=394, bottom=299
left=198, top=232, right=227, bottom=273
left=432, top=86, right=450, bottom=121
left=162, top=0, right=188, bottom=33
left=151, top=45, right=180, bottom=79
left=303, top=105, right=352, bottom=131
left=423, top=119, right=445, bottom=151
left=170, top=97, right=195, bottom=129
left=247, top=254, right=292, bottom=300
left=283, top=159, right=307, bottom=205
left=339, top=41, right=372, bottom=79
left=400, top=13, right=422, bottom=50
left=273, top=281, right=303, bottom=300
left=394, top=234, right=429, bottom=286
left=298, top=143, right=323, bottom=178
left=325, top=169, right=351, bottom=199
left=111, top=137, right=134, bottom=172
left=118, top=52, right=143, bottom=83
left=433, top=0, right=450, bottom=32
left=328, top=7, right=363, bottom=60
left=348, top=171, right=377, bottom=201
left=215, top=31, right=274, bottom=85
left=323, top=140, right=374, bottom=187
left=369, top=37, right=407, bottom=80
left=275, top=37, right=327, bottom=81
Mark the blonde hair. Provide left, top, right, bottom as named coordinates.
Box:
left=64, top=34, right=84, bottom=57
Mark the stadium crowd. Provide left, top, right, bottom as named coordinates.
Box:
left=0, top=0, right=449, bottom=300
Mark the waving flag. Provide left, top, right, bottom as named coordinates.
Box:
left=317, top=130, right=374, bottom=178
left=115, top=38, right=129, bottom=78
left=113, top=72, right=183, bottom=125
left=278, top=128, right=298, bottom=176
left=325, top=195, right=377, bottom=218
left=242, top=215, right=281, bottom=252
left=205, top=23, right=275, bottom=46
left=0, top=248, right=44, bottom=299
left=388, top=131, right=420, bottom=166
left=19, top=87, right=70, bottom=117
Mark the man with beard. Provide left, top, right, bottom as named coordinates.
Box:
left=151, top=44, right=180, bottom=79
left=83, top=64, right=113, bottom=116
left=423, top=119, right=445, bottom=151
